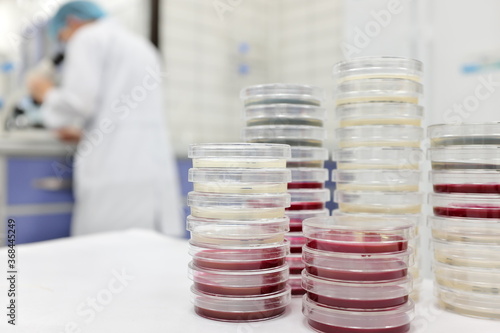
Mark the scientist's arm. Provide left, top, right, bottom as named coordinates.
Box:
left=36, top=33, right=103, bottom=129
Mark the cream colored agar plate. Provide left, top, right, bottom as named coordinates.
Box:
left=432, top=229, right=500, bottom=245
left=336, top=163, right=420, bottom=170
left=336, top=184, right=419, bottom=192
left=193, top=159, right=286, bottom=168
left=434, top=250, right=500, bottom=269
left=339, top=141, right=421, bottom=148
left=339, top=203, right=421, bottom=214
left=336, top=97, right=419, bottom=106
left=435, top=276, right=500, bottom=295
left=190, top=207, right=286, bottom=220
left=340, top=119, right=422, bottom=127
left=191, top=230, right=285, bottom=246
left=193, top=183, right=287, bottom=194
left=438, top=299, right=500, bottom=320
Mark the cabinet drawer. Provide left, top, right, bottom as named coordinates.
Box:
left=8, top=212, right=71, bottom=244
left=8, top=157, right=74, bottom=205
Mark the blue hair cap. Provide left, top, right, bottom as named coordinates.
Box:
left=48, top=1, right=107, bottom=39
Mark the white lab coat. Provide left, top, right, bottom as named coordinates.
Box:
left=41, top=18, right=184, bottom=238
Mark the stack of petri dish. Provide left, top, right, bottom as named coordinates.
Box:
left=187, top=143, right=293, bottom=322
left=331, top=57, right=425, bottom=301
left=301, top=216, right=416, bottom=333
left=428, top=123, right=500, bottom=319
left=241, top=84, right=330, bottom=296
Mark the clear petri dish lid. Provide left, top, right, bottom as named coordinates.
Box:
left=331, top=210, right=422, bottom=227
left=334, top=147, right=424, bottom=169
left=188, top=262, right=289, bottom=286
left=335, top=190, right=424, bottom=206
left=187, top=192, right=291, bottom=208
left=303, top=295, right=415, bottom=329
left=429, top=215, right=500, bottom=244
left=332, top=57, right=423, bottom=82
left=244, top=125, right=327, bottom=141
left=286, top=208, right=330, bottom=220
left=191, top=285, right=291, bottom=312
left=189, top=240, right=289, bottom=261
left=428, top=146, right=500, bottom=169
left=302, top=270, right=413, bottom=300
left=290, top=168, right=329, bottom=183
left=188, top=168, right=291, bottom=183
left=335, top=102, right=424, bottom=120
left=336, top=125, right=423, bottom=148
left=436, top=285, right=500, bottom=319
left=290, top=147, right=329, bottom=161
left=302, top=245, right=415, bottom=270
left=240, top=84, right=324, bottom=106
left=433, top=262, right=500, bottom=285
left=429, top=192, right=500, bottom=207
left=432, top=239, right=500, bottom=269
left=244, top=104, right=327, bottom=121
left=332, top=169, right=421, bottom=186
left=428, top=123, right=500, bottom=147
left=303, top=215, right=416, bottom=234
left=189, top=143, right=291, bottom=159
left=430, top=170, right=500, bottom=190
left=288, top=188, right=330, bottom=203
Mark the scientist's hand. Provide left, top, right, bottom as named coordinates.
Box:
left=27, top=76, right=54, bottom=104
left=56, top=127, right=82, bottom=144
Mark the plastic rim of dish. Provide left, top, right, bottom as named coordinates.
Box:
left=303, top=295, right=415, bottom=331
left=187, top=192, right=291, bottom=208
left=189, top=143, right=291, bottom=159
left=429, top=215, right=500, bottom=244
left=240, top=84, right=324, bottom=105
left=435, top=285, right=500, bottom=320
left=244, top=104, right=327, bottom=121
left=335, top=125, right=423, bottom=148
left=332, top=57, right=423, bottom=82
left=335, top=102, right=424, bottom=127
left=332, top=169, right=421, bottom=191
left=334, top=147, right=424, bottom=170
left=334, top=190, right=424, bottom=214
left=428, top=123, right=500, bottom=147
left=428, top=146, right=500, bottom=170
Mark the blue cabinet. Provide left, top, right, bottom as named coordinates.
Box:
left=8, top=213, right=72, bottom=244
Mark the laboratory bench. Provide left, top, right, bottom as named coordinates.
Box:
left=0, top=229, right=497, bottom=332
left=0, top=131, right=76, bottom=246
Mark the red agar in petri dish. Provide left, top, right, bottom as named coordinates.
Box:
left=306, top=231, right=407, bottom=253
left=433, top=205, right=500, bottom=219
left=434, top=184, right=500, bottom=194
left=307, top=292, right=408, bottom=310
left=193, top=281, right=287, bottom=296
left=307, top=319, right=411, bottom=333
left=195, top=306, right=287, bottom=322
left=287, top=202, right=325, bottom=210
left=305, top=265, right=407, bottom=282
left=193, top=249, right=286, bottom=270
left=288, top=182, right=324, bottom=189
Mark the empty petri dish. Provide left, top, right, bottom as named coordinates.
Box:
left=240, top=84, right=324, bottom=106
left=336, top=103, right=423, bottom=127
left=333, top=57, right=423, bottom=82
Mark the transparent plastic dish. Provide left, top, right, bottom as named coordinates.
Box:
left=302, top=216, right=415, bottom=254
left=189, top=168, right=291, bottom=194
left=336, top=125, right=423, bottom=148
left=240, top=84, right=324, bottom=106
left=302, top=245, right=414, bottom=282
left=432, top=239, right=500, bottom=269
left=287, top=189, right=330, bottom=211
left=188, top=192, right=290, bottom=219
left=302, top=270, right=413, bottom=310
left=189, top=143, right=291, bottom=168
left=288, top=168, right=329, bottom=189
left=334, top=147, right=424, bottom=170
left=244, top=125, right=326, bottom=147
left=433, top=263, right=500, bottom=295
left=286, top=232, right=307, bottom=254
left=333, top=169, right=421, bottom=192
left=288, top=147, right=329, bottom=168
left=429, top=215, right=500, bottom=244
left=430, top=170, right=500, bottom=194
left=336, top=103, right=423, bottom=127
left=428, top=123, right=500, bottom=147
left=428, top=146, right=500, bottom=170
left=335, top=190, right=423, bottom=214
left=191, top=285, right=291, bottom=322
left=332, top=57, right=423, bottom=82
left=288, top=274, right=305, bottom=296
left=244, top=104, right=327, bottom=127
left=334, top=78, right=423, bottom=106
left=331, top=210, right=422, bottom=228
left=303, top=295, right=415, bottom=333
left=189, top=262, right=289, bottom=296
left=189, top=241, right=289, bottom=271
left=287, top=253, right=305, bottom=275
left=429, top=192, right=500, bottom=219
left=187, top=216, right=289, bottom=246
left=287, top=209, right=330, bottom=232
left=436, top=285, right=500, bottom=320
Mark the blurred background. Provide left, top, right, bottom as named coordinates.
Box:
left=1, top=0, right=500, bottom=250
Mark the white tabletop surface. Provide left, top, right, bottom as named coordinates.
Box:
left=0, top=229, right=499, bottom=333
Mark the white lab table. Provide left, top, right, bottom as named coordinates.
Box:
left=0, top=229, right=498, bottom=333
